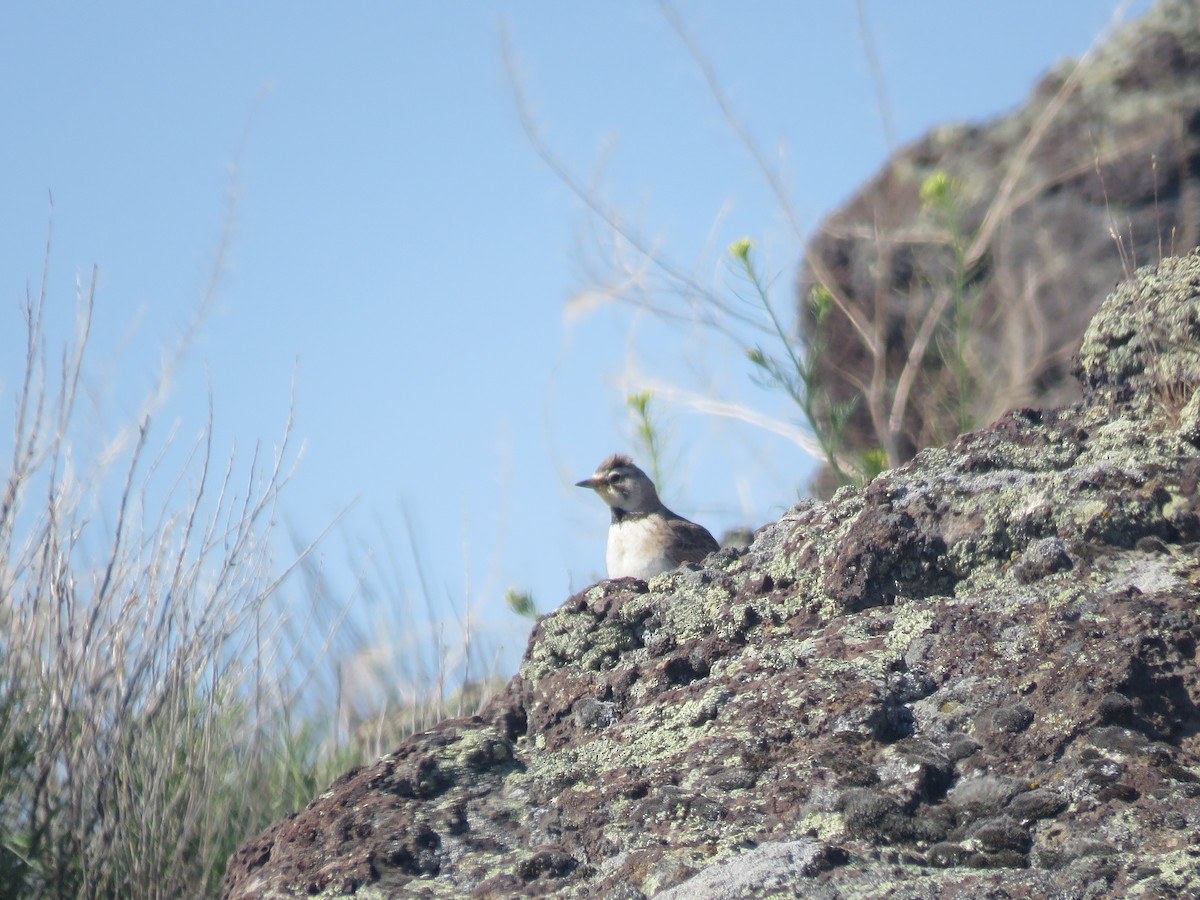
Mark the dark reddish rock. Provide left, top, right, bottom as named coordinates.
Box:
left=224, top=253, right=1200, bottom=898
left=800, top=0, right=1200, bottom=495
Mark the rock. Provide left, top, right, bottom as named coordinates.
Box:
left=946, top=775, right=1029, bottom=822
left=838, top=787, right=912, bottom=841
left=1005, top=788, right=1068, bottom=824
left=799, top=0, right=1200, bottom=493
left=990, top=702, right=1035, bottom=735
left=654, top=841, right=847, bottom=899
left=1013, top=537, right=1074, bottom=583
left=965, top=815, right=1032, bottom=854
left=223, top=251, right=1200, bottom=899
left=1096, top=692, right=1135, bottom=726
left=927, top=841, right=971, bottom=868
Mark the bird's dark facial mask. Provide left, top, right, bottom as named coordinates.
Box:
left=606, top=469, right=633, bottom=498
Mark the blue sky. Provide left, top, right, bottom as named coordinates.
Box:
left=0, top=2, right=1153, bottom=687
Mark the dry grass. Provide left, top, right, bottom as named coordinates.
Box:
left=0, top=240, right=331, bottom=896
left=0, top=231, right=500, bottom=897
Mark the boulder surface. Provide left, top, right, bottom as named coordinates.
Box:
left=799, top=0, right=1200, bottom=489
left=225, top=255, right=1200, bottom=898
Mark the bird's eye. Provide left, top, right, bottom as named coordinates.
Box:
left=608, top=472, right=623, bottom=483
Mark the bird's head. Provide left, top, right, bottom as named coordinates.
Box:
left=575, top=453, right=660, bottom=513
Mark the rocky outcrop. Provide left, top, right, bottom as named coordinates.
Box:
left=225, top=254, right=1200, bottom=898
left=800, top=0, right=1200, bottom=489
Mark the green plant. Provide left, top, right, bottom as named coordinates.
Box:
left=626, top=391, right=669, bottom=491
left=732, top=239, right=859, bottom=486
left=504, top=587, right=537, bottom=620
left=919, top=170, right=984, bottom=437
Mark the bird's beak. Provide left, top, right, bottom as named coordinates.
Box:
left=575, top=476, right=600, bottom=490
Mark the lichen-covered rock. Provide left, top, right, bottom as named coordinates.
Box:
left=223, top=255, right=1200, bottom=899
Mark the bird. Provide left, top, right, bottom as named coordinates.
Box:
left=575, top=453, right=720, bottom=580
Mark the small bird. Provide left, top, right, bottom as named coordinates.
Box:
left=576, top=453, right=720, bottom=580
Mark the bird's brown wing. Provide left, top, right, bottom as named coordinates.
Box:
left=666, top=516, right=721, bottom=565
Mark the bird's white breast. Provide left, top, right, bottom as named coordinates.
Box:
left=606, top=516, right=675, bottom=579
